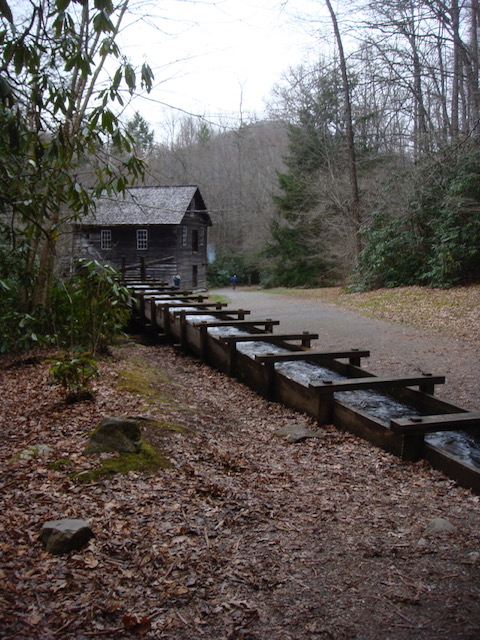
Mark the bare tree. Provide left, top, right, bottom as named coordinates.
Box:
left=325, top=0, right=362, bottom=257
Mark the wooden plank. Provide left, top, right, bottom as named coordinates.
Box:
left=123, top=255, right=174, bottom=271
left=156, top=302, right=227, bottom=310
left=147, top=295, right=207, bottom=302
left=176, top=309, right=251, bottom=317
left=191, top=319, right=280, bottom=328
left=135, top=289, right=193, bottom=296
left=390, top=412, right=480, bottom=434
left=309, top=374, right=445, bottom=393
left=222, top=333, right=319, bottom=343
left=333, top=400, right=403, bottom=457
left=255, top=349, right=370, bottom=362
left=424, top=442, right=480, bottom=494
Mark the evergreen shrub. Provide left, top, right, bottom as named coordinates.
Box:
left=356, top=144, right=480, bottom=289
left=50, top=259, right=132, bottom=354
left=207, top=251, right=260, bottom=287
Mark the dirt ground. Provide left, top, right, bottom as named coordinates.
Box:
left=2, top=332, right=480, bottom=640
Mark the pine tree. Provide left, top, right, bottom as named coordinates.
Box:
left=263, top=65, right=344, bottom=286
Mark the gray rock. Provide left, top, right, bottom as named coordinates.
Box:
left=274, top=423, right=322, bottom=443
left=424, top=517, right=457, bottom=535
left=17, top=444, right=52, bottom=460
left=84, top=416, right=142, bottom=454
left=40, top=518, right=94, bottom=555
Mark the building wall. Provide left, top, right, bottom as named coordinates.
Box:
left=75, top=220, right=209, bottom=289
left=175, top=212, right=209, bottom=289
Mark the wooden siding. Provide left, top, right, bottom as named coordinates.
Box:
left=176, top=214, right=208, bottom=289
left=75, top=220, right=209, bottom=288
left=72, top=186, right=211, bottom=289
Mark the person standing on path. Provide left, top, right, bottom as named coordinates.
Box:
left=230, top=275, right=238, bottom=290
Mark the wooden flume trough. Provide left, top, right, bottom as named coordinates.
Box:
left=129, top=282, right=480, bottom=494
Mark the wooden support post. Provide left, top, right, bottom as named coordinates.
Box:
left=227, top=340, right=237, bottom=377
left=400, top=433, right=426, bottom=462
left=265, top=318, right=275, bottom=333
left=418, top=373, right=436, bottom=395
left=315, top=387, right=335, bottom=426
left=238, top=309, right=247, bottom=320
left=163, top=305, right=171, bottom=338
left=121, top=256, right=126, bottom=282
left=150, top=298, right=158, bottom=331
left=131, top=292, right=138, bottom=318
left=199, top=322, right=209, bottom=362
left=138, top=294, right=146, bottom=323
left=180, top=311, right=187, bottom=348
left=348, top=348, right=362, bottom=367
left=301, top=331, right=312, bottom=348
left=265, top=358, right=276, bottom=401
left=140, top=257, right=146, bottom=281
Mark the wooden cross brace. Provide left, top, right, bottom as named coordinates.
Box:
left=390, top=411, right=480, bottom=462
left=309, top=374, right=445, bottom=427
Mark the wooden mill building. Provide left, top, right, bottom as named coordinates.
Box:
left=73, top=185, right=211, bottom=289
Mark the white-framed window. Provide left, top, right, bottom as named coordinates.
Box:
left=100, top=229, right=112, bottom=250
left=137, top=228, right=148, bottom=250
left=182, top=226, right=188, bottom=247
left=199, top=227, right=205, bottom=247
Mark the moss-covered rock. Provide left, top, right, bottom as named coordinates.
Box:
left=84, top=416, right=142, bottom=454
left=72, top=441, right=171, bottom=482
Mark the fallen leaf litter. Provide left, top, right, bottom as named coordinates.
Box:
left=1, top=341, right=480, bottom=639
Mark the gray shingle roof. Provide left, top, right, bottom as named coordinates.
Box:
left=81, top=186, right=209, bottom=226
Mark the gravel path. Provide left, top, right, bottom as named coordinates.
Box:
left=214, top=287, right=480, bottom=411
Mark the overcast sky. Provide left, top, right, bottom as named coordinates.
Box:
left=117, top=0, right=335, bottom=135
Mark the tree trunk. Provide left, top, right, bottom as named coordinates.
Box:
left=324, top=0, right=361, bottom=257
left=470, top=0, right=480, bottom=132
left=451, top=0, right=461, bottom=136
